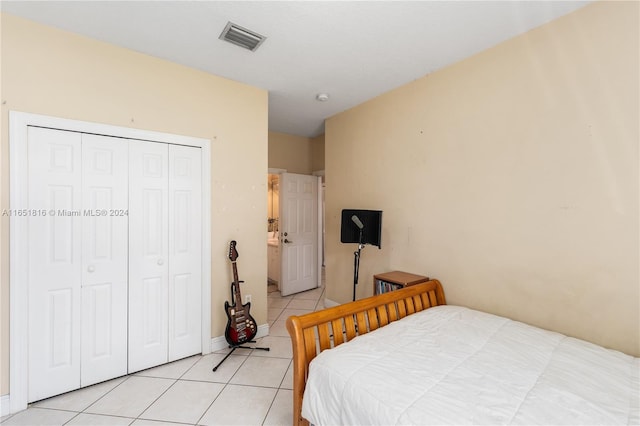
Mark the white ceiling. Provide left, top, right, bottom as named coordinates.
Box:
left=1, top=1, right=591, bottom=137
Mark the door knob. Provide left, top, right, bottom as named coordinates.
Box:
left=157, top=259, right=164, bottom=266
left=284, top=239, right=293, bottom=244
left=87, top=265, right=95, bottom=273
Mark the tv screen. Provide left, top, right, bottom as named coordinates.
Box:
left=340, top=209, right=382, bottom=248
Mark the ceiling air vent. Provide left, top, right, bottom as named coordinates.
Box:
left=219, top=22, right=266, bottom=52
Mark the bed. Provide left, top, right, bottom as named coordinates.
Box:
left=285, top=280, right=639, bottom=425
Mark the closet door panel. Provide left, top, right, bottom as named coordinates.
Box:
left=27, top=127, right=82, bottom=402
left=129, top=140, right=169, bottom=373
left=80, top=134, right=129, bottom=386
left=168, top=145, right=202, bottom=360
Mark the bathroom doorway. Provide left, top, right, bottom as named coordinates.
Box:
left=267, top=170, right=324, bottom=295
left=267, top=173, right=280, bottom=293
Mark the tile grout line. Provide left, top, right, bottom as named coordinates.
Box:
left=134, top=376, right=179, bottom=423
left=194, top=350, right=254, bottom=426
left=54, top=374, right=133, bottom=424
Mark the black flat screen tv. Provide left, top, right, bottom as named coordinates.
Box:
left=340, top=209, right=382, bottom=249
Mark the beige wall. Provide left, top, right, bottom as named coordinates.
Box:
left=325, top=1, right=639, bottom=356
left=311, top=133, right=325, bottom=172
left=0, top=14, right=268, bottom=395
left=268, top=131, right=314, bottom=174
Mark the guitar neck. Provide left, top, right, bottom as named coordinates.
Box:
left=231, top=261, right=243, bottom=308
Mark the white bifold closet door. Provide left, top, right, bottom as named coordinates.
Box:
left=27, top=127, right=202, bottom=402
left=80, top=134, right=129, bottom=386
left=27, top=128, right=129, bottom=402
left=128, top=141, right=202, bottom=373
left=167, top=145, right=202, bottom=361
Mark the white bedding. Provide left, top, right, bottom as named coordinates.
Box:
left=302, top=305, right=639, bottom=425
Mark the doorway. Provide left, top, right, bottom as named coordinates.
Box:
left=267, top=173, right=280, bottom=292
left=266, top=171, right=323, bottom=296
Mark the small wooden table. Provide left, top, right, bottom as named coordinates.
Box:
left=373, top=271, right=430, bottom=295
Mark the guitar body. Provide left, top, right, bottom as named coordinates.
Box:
left=224, top=298, right=258, bottom=346
left=223, top=241, right=258, bottom=346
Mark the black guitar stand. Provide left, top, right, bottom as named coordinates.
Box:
left=352, top=226, right=365, bottom=302
left=212, top=341, right=270, bottom=372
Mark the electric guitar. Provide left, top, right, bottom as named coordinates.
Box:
left=224, top=240, right=258, bottom=346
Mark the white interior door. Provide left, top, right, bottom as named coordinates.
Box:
left=80, top=134, right=129, bottom=386
left=27, top=127, right=82, bottom=402
left=168, top=145, right=202, bottom=360
left=280, top=173, right=318, bottom=296
left=128, top=140, right=169, bottom=373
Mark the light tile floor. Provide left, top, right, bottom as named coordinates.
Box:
left=1, top=282, right=325, bottom=426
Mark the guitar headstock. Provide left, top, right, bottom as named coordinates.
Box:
left=228, top=240, right=238, bottom=262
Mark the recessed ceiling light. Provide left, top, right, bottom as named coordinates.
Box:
left=219, top=22, right=266, bottom=52
left=316, top=93, right=330, bottom=102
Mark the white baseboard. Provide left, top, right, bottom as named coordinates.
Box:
left=209, top=323, right=270, bottom=352
left=256, top=323, right=269, bottom=339
left=1, top=394, right=10, bottom=417
left=324, top=298, right=340, bottom=308
left=209, top=335, right=229, bottom=352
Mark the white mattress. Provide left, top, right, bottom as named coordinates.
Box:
left=302, top=305, right=639, bottom=425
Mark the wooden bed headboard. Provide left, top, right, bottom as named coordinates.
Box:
left=285, top=279, right=446, bottom=426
